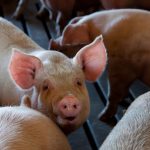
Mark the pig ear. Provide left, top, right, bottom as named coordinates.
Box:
left=62, top=24, right=90, bottom=45
left=49, top=39, right=57, bottom=50
left=68, top=16, right=82, bottom=24
left=49, top=38, right=62, bottom=50
left=9, top=49, right=42, bottom=89
left=21, top=95, right=31, bottom=108
left=73, top=35, right=107, bottom=81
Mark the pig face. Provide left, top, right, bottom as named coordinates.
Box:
left=9, top=35, right=107, bottom=134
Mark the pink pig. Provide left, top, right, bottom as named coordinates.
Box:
left=0, top=17, right=107, bottom=134
left=0, top=95, right=71, bottom=150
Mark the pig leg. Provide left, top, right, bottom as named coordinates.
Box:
left=99, top=64, right=137, bottom=124
left=56, top=11, right=71, bottom=35
left=36, top=4, right=49, bottom=20
left=13, top=0, right=30, bottom=19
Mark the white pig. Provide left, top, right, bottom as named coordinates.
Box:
left=99, top=92, right=150, bottom=150
left=0, top=17, right=107, bottom=134
left=0, top=95, right=71, bottom=150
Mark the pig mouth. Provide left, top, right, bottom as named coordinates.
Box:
left=65, top=116, right=76, bottom=121
left=56, top=115, right=78, bottom=125
left=62, top=116, right=77, bottom=123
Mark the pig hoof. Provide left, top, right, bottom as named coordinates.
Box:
left=36, top=9, right=49, bottom=21
left=12, top=13, right=22, bottom=20
left=98, top=113, right=117, bottom=126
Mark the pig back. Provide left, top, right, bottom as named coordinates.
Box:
left=99, top=92, right=150, bottom=150
left=88, top=10, right=150, bottom=68
left=0, top=106, right=71, bottom=150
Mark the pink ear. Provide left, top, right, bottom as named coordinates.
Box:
left=73, top=35, right=107, bottom=81
left=9, top=49, right=42, bottom=89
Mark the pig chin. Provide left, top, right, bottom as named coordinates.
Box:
left=56, top=115, right=82, bottom=134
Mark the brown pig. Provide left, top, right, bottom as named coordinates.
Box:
left=0, top=95, right=71, bottom=150
left=50, top=9, right=150, bottom=124
left=0, top=17, right=107, bottom=134
left=99, top=92, right=150, bottom=150
left=100, top=0, right=150, bottom=10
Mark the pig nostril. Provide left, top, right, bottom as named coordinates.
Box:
left=73, top=104, right=77, bottom=109
left=63, top=105, right=67, bottom=109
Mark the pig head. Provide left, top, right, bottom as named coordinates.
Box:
left=8, top=35, right=107, bottom=134
left=49, top=15, right=92, bottom=55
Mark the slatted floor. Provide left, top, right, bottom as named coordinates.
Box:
left=1, top=1, right=150, bottom=150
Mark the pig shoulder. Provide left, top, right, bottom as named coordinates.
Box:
left=0, top=17, right=42, bottom=51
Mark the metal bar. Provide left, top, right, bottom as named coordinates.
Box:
left=94, top=81, right=119, bottom=122
left=0, top=5, right=4, bottom=17
left=128, top=89, right=136, bottom=101
left=83, top=120, right=99, bottom=150
left=35, top=3, right=51, bottom=39
left=20, top=16, right=29, bottom=35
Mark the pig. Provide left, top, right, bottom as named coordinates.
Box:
left=100, top=0, right=150, bottom=10
left=99, top=91, right=150, bottom=150
left=13, top=0, right=100, bottom=35
left=0, top=17, right=107, bottom=134
left=49, top=9, right=150, bottom=124
left=0, top=95, right=71, bottom=150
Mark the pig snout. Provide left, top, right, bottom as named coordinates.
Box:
left=59, top=96, right=81, bottom=119
left=55, top=95, right=82, bottom=127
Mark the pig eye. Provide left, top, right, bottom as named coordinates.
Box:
left=75, top=78, right=83, bottom=87
left=43, top=84, right=49, bottom=91
left=42, top=80, right=50, bottom=91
